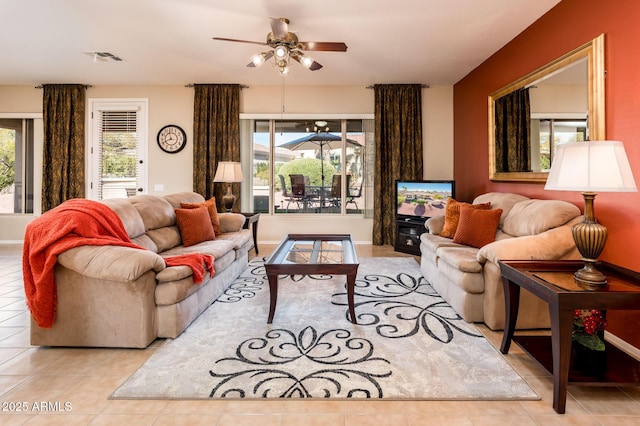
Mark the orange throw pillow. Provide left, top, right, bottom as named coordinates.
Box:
left=175, top=206, right=215, bottom=247
left=453, top=205, right=503, bottom=248
left=181, top=197, right=221, bottom=236
left=440, top=198, right=491, bottom=238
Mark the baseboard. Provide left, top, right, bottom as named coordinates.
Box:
left=605, top=331, right=640, bottom=361
left=0, top=240, right=23, bottom=245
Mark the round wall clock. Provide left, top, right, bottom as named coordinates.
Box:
left=157, top=125, right=187, bottom=153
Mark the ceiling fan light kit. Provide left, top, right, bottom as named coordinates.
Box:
left=213, top=17, right=347, bottom=77
left=251, top=53, right=266, bottom=67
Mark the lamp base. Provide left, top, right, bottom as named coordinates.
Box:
left=574, top=261, right=607, bottom=290
left=222, top=183, right=236, bottom=212
left=572, top=192, right=608, bottom=291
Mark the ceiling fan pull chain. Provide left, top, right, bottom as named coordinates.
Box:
left=281, top=77, right=286, bottom=116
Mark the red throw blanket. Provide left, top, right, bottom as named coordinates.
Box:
left=22, top=199, right=214, bottom=328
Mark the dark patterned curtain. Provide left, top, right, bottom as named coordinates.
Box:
left=373, top=84, right=423, bottom=245
left=42, top=84, right=86, bottom=212
left=494, top=88, right=531, bottom=172
left=193, top=84, right=241, bottom=212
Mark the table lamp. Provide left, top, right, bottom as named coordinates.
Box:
left=213, top=161, right=244, bottom=212
left=545, top=141, right=637, bottom=290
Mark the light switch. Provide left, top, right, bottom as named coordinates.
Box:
left=154, top=184, right=165, bottom=192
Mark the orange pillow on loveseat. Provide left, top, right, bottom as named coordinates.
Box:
left=452, top=205, right=503, bottom=248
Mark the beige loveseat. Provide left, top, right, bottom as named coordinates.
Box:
left=30, top=192, right=253, bottom=348
left=420, top=192, right=582, bottom=330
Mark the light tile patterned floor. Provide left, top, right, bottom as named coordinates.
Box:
left=1, top=243, right=640, bottom=425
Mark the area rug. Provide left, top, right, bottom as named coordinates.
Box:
left=112, top=257, right=538, bottom=400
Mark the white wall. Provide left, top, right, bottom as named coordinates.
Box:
left=0, top=84, right=454, bottom=244
left=423, top=86, right=454, bottom=180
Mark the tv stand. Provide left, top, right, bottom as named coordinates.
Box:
left=395, top=217, right=427, bottom=255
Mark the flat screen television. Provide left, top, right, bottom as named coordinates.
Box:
left=396, top=180, right=455, bottom=221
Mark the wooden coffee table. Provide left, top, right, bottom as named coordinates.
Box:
left=264, top=234, right=359, bottom=324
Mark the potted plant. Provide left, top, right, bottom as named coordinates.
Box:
left=572, top=309, right=607, bottom=374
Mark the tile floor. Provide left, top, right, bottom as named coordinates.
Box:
left=1, top=243, right=640, bottom=425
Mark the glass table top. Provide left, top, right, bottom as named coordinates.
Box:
left=266, top=234, right=358, bottom=266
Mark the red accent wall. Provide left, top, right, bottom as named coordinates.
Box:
left=453, top=0, right=640, bottom=345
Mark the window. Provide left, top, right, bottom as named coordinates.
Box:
left=532, top=118, right=587, bottom=171
left=242, top=118, right=372, bottom=215
left=0, top=118, right=35, bottom=214
left=88, top=99, right=148, bottom=200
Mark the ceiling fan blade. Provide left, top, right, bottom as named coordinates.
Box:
left=269, top=17, right=289, bottom=39
left=299, top=41, right=348, bottom=52
left=212, top=37, right=267, bottom=47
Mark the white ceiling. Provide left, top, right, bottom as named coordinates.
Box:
left=0, top=0, right=561, bottom=87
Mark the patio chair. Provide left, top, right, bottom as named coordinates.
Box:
left=329, top=174, right=342, bottom=208
left=347, top=178, right=363, bottom=210
left=289, top=174, right=317, bottom=212
left=278, top=174, right=301, bottom=212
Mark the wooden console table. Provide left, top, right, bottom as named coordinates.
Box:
left=499, top=260, right=640, bottom=414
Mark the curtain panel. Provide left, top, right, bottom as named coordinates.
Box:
left=192, top=84, right=241, bottom=212
left=42, top=84, right=86, bottom=212
left=494, top=88, right=531, bottom=172
left=373, top=84, right=423, bottom=245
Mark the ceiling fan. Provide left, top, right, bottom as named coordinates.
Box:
left=213, top=17, right=348, bottom=75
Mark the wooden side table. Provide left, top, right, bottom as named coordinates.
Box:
left=240, top=212, right=260, bottom=255
left=499, top=260, right=640, bottom=414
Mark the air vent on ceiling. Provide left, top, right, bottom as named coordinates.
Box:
left=84, top=51, right=124, bottom=62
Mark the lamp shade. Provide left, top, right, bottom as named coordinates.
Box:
left=213, top=162, right=244, bottom=183
left=544, top=141, right=637, bottom=192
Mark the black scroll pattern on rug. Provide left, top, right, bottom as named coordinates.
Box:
left=216, top=260, right=266, bottom=303
left=209, top=326, right=391, bottom=398
left=332, top=271, right=483, bottom=341
left=217, top=258, right=334, bottom=303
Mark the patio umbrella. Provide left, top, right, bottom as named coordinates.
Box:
left=278, top=132, right=361, bottom=193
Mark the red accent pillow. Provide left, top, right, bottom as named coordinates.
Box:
left=453, top=205, right=503, bottom=248
left=181, top=197, right=221, bottom=236
left=440, top=198, right=491, bottom=238
left=175, top=206, right=215, bottom=247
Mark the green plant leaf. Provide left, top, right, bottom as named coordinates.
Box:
left=573, top=333, right=606, bottom=351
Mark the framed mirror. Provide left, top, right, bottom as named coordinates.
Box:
left=488, top=34, right=605, bottom=182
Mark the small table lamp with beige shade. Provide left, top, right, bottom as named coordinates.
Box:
left=213, top=161, right=244, bottom=212
left=544, top=141, right=637, bottom=289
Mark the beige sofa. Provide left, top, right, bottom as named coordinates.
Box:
left=30, top=192, right=253, bottom=348
left=419, top=192, right=582, bottom=330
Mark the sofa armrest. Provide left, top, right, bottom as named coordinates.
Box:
left=477, top=216, right=582, bottom=265
left=57, top=245, right=166, bottom=282
left=219, top=213, right=247, bottom=233
left=425, top=216, right=445, bottom=235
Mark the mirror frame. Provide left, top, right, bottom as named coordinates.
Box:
left=488, top=33, right=605, bottom=182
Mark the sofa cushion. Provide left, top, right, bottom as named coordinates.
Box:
left=130, top=195, right=176, bottom=230
left=502, top=199, right=581, bottom=237
left=101, top=198, right=146, bottom=239
left=420, top=232, right=465, bottom=253
left=440, top=198, right=491, bottom=238
left=164, top=191, right=205, bottom=208
left=155, top=249, right=236, bottom=306
left=175, top=206, right=216, bottom=247
left=436, top=246, right=483, bottom=274
left=217, top=229, right=253, bottom=252
left=131, top=234, right=159, bottom=252
left=453, top=206, right=503, bottom=248
left=473, top=192, right=530, bottom=228
left=181, top=197, right=222, bottom=236
left=145, top=226, right=181, bottom=253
